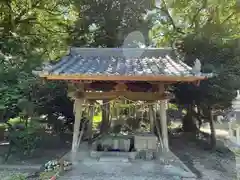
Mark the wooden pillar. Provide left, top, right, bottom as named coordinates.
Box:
left=154, top=103, right=163, bottom=150
left=228, top=122, right=232, bottom=138
left=100, top=100, right=110, bottom=134
left=149, top=105, right=155, bottom=133
left=236, top=127, right=240, bottom=144
left=72, top=98, right=84, bottom=152
left=88, top=101, right=95, bottom=144
left=160, top=100, right=169, bottom=152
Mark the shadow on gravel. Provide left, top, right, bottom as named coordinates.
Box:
left=178, top=153, right=202, bottom=178
left=169, top=132, right=237, bottom=180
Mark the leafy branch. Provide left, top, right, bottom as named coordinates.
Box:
left=160, top=0, right=185, bottom=35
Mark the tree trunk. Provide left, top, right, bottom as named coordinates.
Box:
left=208, top=106, right=216, bottom=148
left=25, top=118, right=28, bottom=128
left=182, top=104, right=197, bottom=133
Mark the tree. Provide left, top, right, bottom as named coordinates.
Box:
left=66, top=0, right=156, bottom=134
left=174, top=36, right=240, bottom=147
left=0, top=0, right=76, bottom=129
left=69, top=0, right=155, bottom=47
left=0, top=0, right=76, bottom=59
left=150, top=0, right=240, bottom=46
left=150, top=0, right=240, bottom=147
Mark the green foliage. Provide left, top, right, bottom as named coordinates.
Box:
left=8, top=173, right=27, bottom=180
left=70, top=0, right=155, bottom=47
left=233, top=149, right=240, bottom=157
left=0, top=0, right=156, bottom=132
left=39, top=168, right=59, bottom=180
left=0, top=0, right=238, bottom=145
left=8, top=122, right=42, bottom=156
left=0, top=0, right=78, bottom=133
left=149, top=0, right=240, bottom=142
left=149, top=0, right=240, bottom=110
left=28, top=80, right=73, bottom=119
left=174, top=36, right=240, bottom=109
left=172, top=35, right=240, bottom=137
left=150, top=0, right=240, bottom=46
left=0, top=0, right=75, bottom=59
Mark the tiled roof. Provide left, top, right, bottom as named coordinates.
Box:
left=38, top=48, right=206, bottom=79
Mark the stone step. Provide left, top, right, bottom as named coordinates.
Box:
left=101, top=151, right=130, bottom=157
left=99, top=156, right=129, bottom=163
left=90, top=150, right=136, bottom=159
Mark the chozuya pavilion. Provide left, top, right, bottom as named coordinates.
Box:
left=36, top=47, right=208, bottom=162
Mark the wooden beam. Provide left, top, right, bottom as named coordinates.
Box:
left=81, top=91, right=172, bottom=101
left=194, top=80, right=201, bottom=86
left=114, top=82, right=128, bottom=91
left=87, top=81, right=159, bottom=92
left=67, top=82, right=85, bottom=99
left=41, top=74, right=206, bottom=82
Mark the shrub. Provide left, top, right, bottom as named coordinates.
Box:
left=10, top=126, right=41, bottom=155
left=8, top=173, right=26, bottom=180
left=5, top=120, right=42, bottom=160
left=39, top=168, right=59, bottom=180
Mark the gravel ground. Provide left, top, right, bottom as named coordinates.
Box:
left=58, top=136, right=239, bottom=180
left=1, top=132, right=238, bottom=180
left=60, top=174, right=181, bottom=180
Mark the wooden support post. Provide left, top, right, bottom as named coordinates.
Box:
left=88, top=101, right=95, bottom=144
left=154, top=103, right=164, bottom=150
left=72, top=98, right=84, bottom=152
left=149, top=105, right=155, bottom=133
left=236, top=127, right=240, bottom=144
left=100, top=100, right=110, bottom=134
left=134, top=106, right=137, bottom=119
left=228, top=122, right=232, bottom=138
left=160, top=100, right=169, bottom=152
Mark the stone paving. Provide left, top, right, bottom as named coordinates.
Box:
left=59, top=158, right=195, bottom=180
left=59, top=142, right=197, bottom=180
